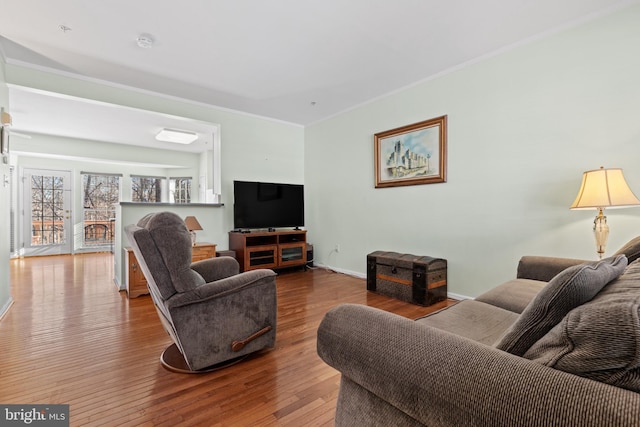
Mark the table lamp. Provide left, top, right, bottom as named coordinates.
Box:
left=570, top=167, right=640, bottom=259
left=184, top=216, right=203, bottom=246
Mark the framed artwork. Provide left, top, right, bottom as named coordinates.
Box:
left=374, top=115, right=447, bottom=188
left=0, top=126, right=8, bottom=156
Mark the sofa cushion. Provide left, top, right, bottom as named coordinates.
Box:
left=415, top=300, right=519, bottom=346
left=523, top=258, right=640, bottom=392
left=613, top=236, right=640, bottom=265
left=524, top=297, right=640, bottom=392
left=592, top=257, right=640, bottom=302
left=475, top=279, right=547, bottom=314
left=495, top=255, right=627, bottom=356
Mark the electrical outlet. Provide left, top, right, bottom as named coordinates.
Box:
left=335, top=244, right=340, bottom=253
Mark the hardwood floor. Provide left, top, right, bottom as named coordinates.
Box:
left=1, top=253, right=453, bottom=426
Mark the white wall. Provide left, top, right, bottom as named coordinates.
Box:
left=0, top=56, right=12, bottom=317
left=305, top=5, right=640, bottom=298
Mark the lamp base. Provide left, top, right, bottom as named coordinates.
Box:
left=593, top=208, right=609, bottom=259
left=190, top=231, right=197, bottom=246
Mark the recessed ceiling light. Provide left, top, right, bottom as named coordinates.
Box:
left=156, top=128, right=198, bottom=144
left=137, top=34, right=154, bottom=49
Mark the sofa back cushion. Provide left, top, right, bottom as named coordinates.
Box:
left=524, top=259, right=640, bottom=392
left=494, top=255, right=627, bottom=356
left=613, top=236, right=640, bottom=265
left=127, top=225, right=177, bottom=299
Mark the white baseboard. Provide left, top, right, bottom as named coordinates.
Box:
left=313, top=263, right=365, bottom=279
left=113, top=277, right=125, bottom=291
left=0, top=298, right=14, bottom=322
left=448, top=292, right=473, bottom=301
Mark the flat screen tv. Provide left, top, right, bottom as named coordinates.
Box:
left=233, top=180, right=304, bottom=230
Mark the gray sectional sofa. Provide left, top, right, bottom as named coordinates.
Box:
left=317, top=241, right=640, bottom=426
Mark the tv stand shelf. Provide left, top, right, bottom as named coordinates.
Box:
left=229, top=230, right=307, bottom=272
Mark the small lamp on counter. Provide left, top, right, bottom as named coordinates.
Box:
left=184, top=216, right=203, bottom=246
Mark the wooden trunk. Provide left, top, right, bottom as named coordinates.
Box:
left=367, top=251, right=447, bottom=306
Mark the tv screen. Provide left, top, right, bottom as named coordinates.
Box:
left=233, top=180, right=305, bottom=230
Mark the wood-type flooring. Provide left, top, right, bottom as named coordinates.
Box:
left=1, top=253, right=453, bottom=426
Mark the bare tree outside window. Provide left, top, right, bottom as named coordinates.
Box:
left=170, top=177, right=192, bottom=203
left=31, top=175, right=65, bottom=245
left=82, top=173, right=120, bottom=247
left=131, top=176, right=163, bottom=203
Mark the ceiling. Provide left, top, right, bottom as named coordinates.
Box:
left=0, top=0, right=637, bottom=152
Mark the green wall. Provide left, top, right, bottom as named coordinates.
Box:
left=2, top=5, right=640, bottom=309
left=305, top=4, right=640, bottom=298
left=4, top=64, right=306, bottom=201
left=3, top=63, right=305, bottom=240
left=0, top=56, right=304, bottom=314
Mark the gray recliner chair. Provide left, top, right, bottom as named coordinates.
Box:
left=125, top=211, right=277, bottom=372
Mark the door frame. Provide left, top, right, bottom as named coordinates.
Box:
left=20, top=168, right=73, bottom=257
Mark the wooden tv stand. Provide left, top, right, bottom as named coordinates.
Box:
left=229, top=229, right=307, bottom=272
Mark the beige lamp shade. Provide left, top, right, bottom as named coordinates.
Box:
left=184, top=216, right=203, bottom=231
left=184, top=216, right=203, bottom=246
left=571, top=167, right=640, bottom=259
left=570, top=167, right=640, bottom=210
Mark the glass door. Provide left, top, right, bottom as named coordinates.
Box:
left=22, top=168, right=72, bottom=256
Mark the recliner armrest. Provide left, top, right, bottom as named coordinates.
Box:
left=516, top=256, right=587, bottom=282
left=167, top=269, right=276, bottom=308
left=317, top=304, right=640, bottom=426
left=190, top=256, right=240, bottom=282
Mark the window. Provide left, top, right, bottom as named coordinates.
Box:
left=82, top=173, right=120, bottom=247
left=170, top=177, right=192, bottom=203
left=30, top=174, right=65, bottom=245
left=131, top=175, right=163, bottom=203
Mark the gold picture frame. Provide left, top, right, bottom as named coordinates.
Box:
left=374, top=115, right=447, bottom=188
